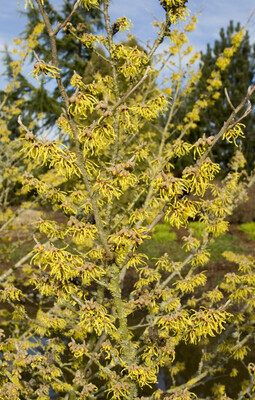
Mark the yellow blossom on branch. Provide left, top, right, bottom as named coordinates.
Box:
left=28, top=60, right=61, bottom=83
left=80, top=0, right=100, bottom=9
left=223, top=123, right=245, bottom=146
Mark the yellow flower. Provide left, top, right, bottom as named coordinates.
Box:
left=113, top=17, right=134, bottom=33
left=19, top=0, right=44, bottom=9
left=223, top=123, right=245, bottom=146
left=68, top=91, right=98, bottom=120
left=174, top=272, right=207, bottom=293
left=216, top=55, right=231, bottom=70
left=28, top=60, right=61, bottom=83
left=191, top=249, right=210, bottom=266
left=79, top=299, right=116, bottom=336
left=80, top=0, right=100, bottom=9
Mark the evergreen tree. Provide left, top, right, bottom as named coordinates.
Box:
left=1, top=0, right=103, bottom=132
left=178, top=21, right=255, bottom=171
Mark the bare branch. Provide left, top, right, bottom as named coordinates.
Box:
left=224, top=87, right=235, bottom=110
left=54, top=0, right=82, bottom=36
left=17, top=115, right=33, bottom=135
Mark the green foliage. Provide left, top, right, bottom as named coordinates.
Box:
left=209, top=233, right=243, bottom=261
left=152, top=223, right=177, bottom=242
left=189, top=221, right=206, bottom=238
left=178, top=20, right=255, bottom=172
left=1, top=0, right=103, bottom=131
left=239, top=221, right=255, bottom=240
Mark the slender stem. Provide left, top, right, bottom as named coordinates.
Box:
left=201, top=84, right=255, bottom=162
left=0, top=237, right=57, bottom=283
left=148, top=13, right=171, bottom=60
left=54, top=0, right=82, bottom=35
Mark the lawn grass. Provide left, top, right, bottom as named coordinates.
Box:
left=151, top=223, right=177, bottom=242
left=141, top=221, right=245, bottom=264
left=208, top=233, right=244, bottom=261
left=239, top=222, right=255, bottom=240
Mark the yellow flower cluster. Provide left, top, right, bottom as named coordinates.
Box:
left=36, top=310, right=67, bottom=334
left=169, top=29, right=188, bottom=54
left=126, top=253, right=148, bottom=269
left=229, top=150, right=246, bottom=170
left=22, top=135, right=81, bottom=179
left=79, top=299, right=116, bottom=336
left=157, top=309, right=190, bottom=337
left=79, top=123, right=116, bottom=155
left=206, top=70, right=222, bottom=91
left=57, top=114, right=73, bottom=137
left=80, top=0, right=100, bottom=9
left=108, top=162, right=138, bottom=191
left=78, top=261, right=105, bottom=285
left=216, top=55, right=231, bottom=71
left=0, top=286, right=23, bottom=302
left=170, top=139, right=192, bottom=157
left=93, top=177, right=122, bottom=203
left=106, top=378, right=131, bottom=400
left=109, top=227, right=148, bottom=249
left=79, top=32, right=102, bottom=48
left=152, top=172, right=188, bottom=201
left=205, top=219, right=229, bottom=237
left=205, top=288, right=224, bottom=304
left=28, top=60, right=61, bottom=83
left=191, top=249, right=210, bottom=266
left=68, top=91, right=98, bottom=120
left=155, top=253, right=180, bottom=272
left=131, top=95, right=168, bottom=121
left=192, top=135, right=214, bottom=159
left=179, top=24, right=244, bottom=135
left=161, top=0, right=190, bottom=24
left=135, top=267, right=161, bottom=289
left=165, top=198, right=199, bottom=228
left=220, top=252, right=255, bottom=307
left=68, top=338, right=88, bottom=358
left=112, top=44, right=148, bottom=80
left=231, top=29, right=245, bottom=48
left=174, top=272, right=207, bottom=293
left=70, top=72, right=89, bottom=91
left=37, top=219, right=66, bottom=239
left=22, top=173, right=67, bottom=206
left=223, top=123, right=245, bottom=146
left=185, top=15, right=198, bottom=32
left=65, top=217, right=98, bottom=245
left=126, top=364, right=158, bottom=387
left=32, top=243, right=83, bottom=282
left=129, top=208, right=149, bottom=225
left=183, top=159, right=220, bottom=196
left=187, top=308, right=232, bottom=344
left=113, top=17, right=134, bottom=33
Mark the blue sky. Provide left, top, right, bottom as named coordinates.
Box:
left=0, top=0, right=254, bottom=87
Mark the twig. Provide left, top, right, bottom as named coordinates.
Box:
left=0, top=94, right=7, bottom=111
left=54, top=0, right=82, bottom=36
left=224, top=87, right=235, bottom=111
left=17, top=115, right=33, bottom=135
left=148, top=12, right=171, bottom=60
left=0, top=238, right=57, bottom=283
left=228, top=100, right=252, bottom=129
left=166, top=370, right=209, bottom=394
left=116, top=67, right=150, bottom=107
left=201, top=84, right=255, bottom=162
